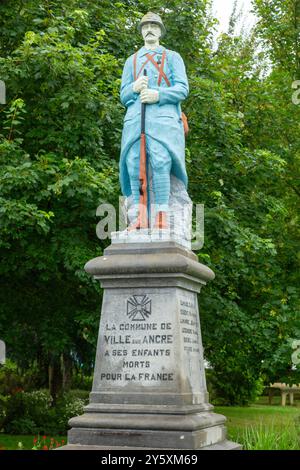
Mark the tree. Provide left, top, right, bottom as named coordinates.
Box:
left=0, top=0, right=121, bottom=395
left=0, top=0, right=299, bottom=404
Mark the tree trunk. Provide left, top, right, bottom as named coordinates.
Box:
left=62, top=353, right=73, bottom=391
left=48, top=356, right=63, bottom=405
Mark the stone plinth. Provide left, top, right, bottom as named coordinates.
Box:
left=65, top=241, right=241, bottom=450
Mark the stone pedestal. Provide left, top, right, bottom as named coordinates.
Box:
left=65, top=241, right=240, bottom=450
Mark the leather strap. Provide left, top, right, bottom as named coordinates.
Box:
left=133, top=50, right=189, bottom=136
left=145, top=50, right=171, bottom=87
left=158, top=50, right=169, bottom=86
left=134, top=50, right=171, bottom=87
left=134, top=52, right=157, bottom=80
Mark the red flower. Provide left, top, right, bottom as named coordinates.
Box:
left=43, top=436, right=47, bottom=440
left=33, top=438, right=37, bottom=444
left=62, top=440, right=65, bottom=444
left=43, top=445, right=48, bottom=450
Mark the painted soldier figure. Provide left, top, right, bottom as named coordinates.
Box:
left=119, top=12, right=189, bottom=230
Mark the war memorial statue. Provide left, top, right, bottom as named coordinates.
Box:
left=119, top=12, right=189, bottom=232
left=63, top=12, right=240, bottom=450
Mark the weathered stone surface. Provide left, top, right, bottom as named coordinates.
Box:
left=0, top=340, right=5, bottom=365
left=58, top=440, right=242, bottom=450
left=64, top=242, right=240, bottom=450
left=86, top=288, right=207, bottom=406
left=116, top=176, right=193, bottom=250
left=68, top=424, right=227, bottom=449
left=85, top=241, right=214, bottom=285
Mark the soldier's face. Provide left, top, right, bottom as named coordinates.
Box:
left=141, top=22, right=162, bottom=43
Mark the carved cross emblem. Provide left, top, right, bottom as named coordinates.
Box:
left=127, top=295, right=152, bottom=321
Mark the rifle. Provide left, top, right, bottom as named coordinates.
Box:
left=138, top=69, right=149, bottom=229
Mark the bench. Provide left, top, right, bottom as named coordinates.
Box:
left=268, top=382, right=300, bottom=406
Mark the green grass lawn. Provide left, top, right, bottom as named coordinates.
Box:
left=215, top=400, right=300, bottom=450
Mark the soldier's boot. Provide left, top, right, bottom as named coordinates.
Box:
left=127, top=205, right=148, bottom=231
left=153, top=211, right=168, bottom=230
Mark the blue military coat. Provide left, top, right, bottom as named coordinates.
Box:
left=119, top=45, right=189, bottom=197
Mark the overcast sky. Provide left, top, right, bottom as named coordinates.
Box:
left=212, top=0, right=257, bottom=34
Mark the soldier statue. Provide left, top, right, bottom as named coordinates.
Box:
left=120, top=12, right=189, bottom=230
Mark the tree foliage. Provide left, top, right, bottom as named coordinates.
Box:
left=0, top=0, right=299, bottom=404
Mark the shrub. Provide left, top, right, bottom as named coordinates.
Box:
left=206, top=368, right=265, bottom=405
left=56, top=395, right=86, bottom=430
left=5, top=417, right=38, bottom=435
left=67, top=389, right=90, bottom=400
left=2, top=389, right=88, bottom=434
left=0, top=361, right=41, bottom=395
left=71, top=373, right=93, bottom=391
left=0, top=393, right=9, bottom=430
left=3, top=390, right=53, bottom=434
left=0, top=361, right=24, bottom=395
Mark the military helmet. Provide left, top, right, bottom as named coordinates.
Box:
left=138, top=12, right=166, bottom=37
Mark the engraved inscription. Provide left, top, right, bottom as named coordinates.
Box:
left=179, top=298, right=200, bottom=353
left=100, top=296, right=174, bottom=384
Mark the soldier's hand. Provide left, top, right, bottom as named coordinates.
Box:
left=133, top=76, right=148, bottom=93
left=140, top=89, right=159, bottom=104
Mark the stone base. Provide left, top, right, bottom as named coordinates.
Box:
left=111, top=228, right=191, bottom=250
left=68, top=412, right=226, bottom=449
left=64, top=242, right=241, bottom=451
left=59, top=441, right=241, bottom=450
left=65, top=406, right=241, bottom=450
